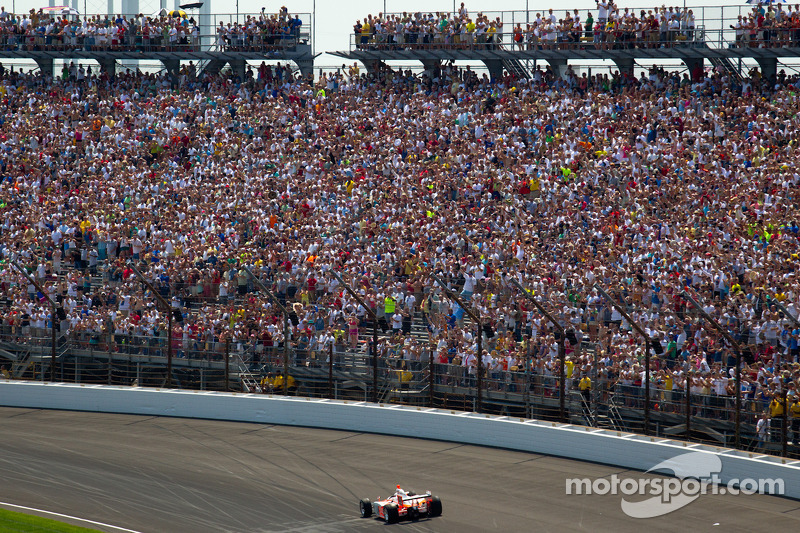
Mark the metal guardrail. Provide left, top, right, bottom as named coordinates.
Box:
left=347, top=4, right=799, bottom=54
left=348, top=27, right=716, bottom=52
left=3, top=329, right=793, bottom=456
left=0, top=12, right=311, bottom=55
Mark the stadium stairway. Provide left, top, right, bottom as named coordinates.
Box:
left=502, top=58, right=529, bottom=79
left=708, top=56, right=743, bottom=83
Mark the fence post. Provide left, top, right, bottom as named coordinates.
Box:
left=735, top=349, right=742, bottom=450
left=224, top=337, right=230, bottom=392
left=108, top=325, right=113, bottom=386
left=243, top=266, right=291, bottom=396
left=10, top=260, right=58, bottom=382
left=429, top=343, right=434, bottom=408
left=558, top=335, right=566, bottom=422
left=431, top=273, right=483, bottom=414
left=329, top=270, right=379, bottom=403
left=525, top=335, right=531, bottom=419
left=128, top=262, right=172, bottom=388
left=681, top=290, right=743, bottom=449
left=328, top=343, right=333, bottom=400
left=783, top=387, right=789, bottom=458
left=509, top=278, right=566, bottom=423
left=593, top=284, right=651, bottom=435
left=686, top=373, right=692, bottom=441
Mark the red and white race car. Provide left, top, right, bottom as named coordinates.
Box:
left=359, top=486, right=442, bottom=523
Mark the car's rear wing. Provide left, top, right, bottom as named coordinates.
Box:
left=398, top=492, right=431, bottom=502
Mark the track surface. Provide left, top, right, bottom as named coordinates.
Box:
left=0, top=407, right=799, bottom=532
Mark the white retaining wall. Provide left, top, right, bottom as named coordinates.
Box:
left=1, top=380, right=799, bottom=499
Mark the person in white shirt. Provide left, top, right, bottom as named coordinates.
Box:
left=597, top=1, right=609, bottom=23
left=756, top=412, right=770, bottom=449
left=461, top=271, right=476, bottom=299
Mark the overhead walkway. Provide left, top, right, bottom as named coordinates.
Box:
left=0, top=11, right=314, bottom=78
left=332, top=5, right=800, bottom=80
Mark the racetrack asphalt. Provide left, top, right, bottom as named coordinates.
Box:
left=0, top=407, right=799, bottom=532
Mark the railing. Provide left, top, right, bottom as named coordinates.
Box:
left=1, top=327, right=797, bottom=457
left=0, top=12, right=311, bottom=54
left=349, top=27, right=715, bottom=53
left=347, top=4, right=797, bottom=54
left=2, top=252, right=798, bottom=459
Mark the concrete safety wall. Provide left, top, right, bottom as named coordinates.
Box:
left=1, top=380, right=798, bottom=499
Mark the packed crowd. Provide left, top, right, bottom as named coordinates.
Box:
left=354, top=2, right=800, bottom=51
left=0, top=50, right=799, bottom=433
left=0, top=7, right=303, bottom=53
left=732, top=3, right=800, bottom=48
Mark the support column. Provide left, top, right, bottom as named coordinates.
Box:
left=34, top=58, right=55, bottom=79
left=98, top=58, right=117, bottom=77
left=200, top=59, right=226, bottom=78
left=229, top=59, right=246, bottom=80
left=162, top=58, right=179, bottom=89
left=483, top=59, right=504, bottom=81
left=295, top=58, right=314, bottom=80
left=682, top=57, right=704, bottom=82
left=613, top=57, right=635, bottom=76
left=756, top=57, right=778, bottom=82
left=547, top=58, right=568, bottom=78
left=121, top=0, right=139, bottom=16
left=199, top=1, right=212, bottom=51
left=162, top=58, right=179, bottom=79
left=420, top=59, right=440, bottom=78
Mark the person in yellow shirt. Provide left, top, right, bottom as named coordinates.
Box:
left=384, top=295, right=396, bottom=315
left=662, top=370, right=674, bottom=412
left=486, top=24, right=497, bottom=49
left=465, top=19, right=476, bottom=46
left=565, top=356, right=576, bottom=395
left=790, top=397, right=800, bottom=444
left=769, top=394, right=785, bottom=418
left=530, top=176, right=540, bottom=199
left=360, top=20, right=371, bottom=47
left=260, top=373, right=274, bottom=393
left=579, top=374, right=591, bottom=405
left=272, top=372, right=297, bottom=394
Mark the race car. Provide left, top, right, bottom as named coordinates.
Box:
left=359, top=485, right=442, bottom=523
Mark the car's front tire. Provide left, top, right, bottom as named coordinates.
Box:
left=359, top=498, right=372, bottom=518
left=384, top=503, right=399, bottom=524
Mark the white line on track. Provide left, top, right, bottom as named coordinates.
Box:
left=0, top=501, right=142, bottom=532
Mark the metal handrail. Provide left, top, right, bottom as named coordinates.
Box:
left=348, top=27, right=730, bottom=53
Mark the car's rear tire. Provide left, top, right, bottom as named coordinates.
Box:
left=359, top=498, right=372, bottom=518
left=428, top=496, right=442, bottom=517
left=384, top=503, right=399, bottom=524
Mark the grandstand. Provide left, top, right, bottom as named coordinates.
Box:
left=0, top=7, right=314, bottom=78
left=0, top=2, right=799, bottom=460
left=334, top=4, right=800, bottom=81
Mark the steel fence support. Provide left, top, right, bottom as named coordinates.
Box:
left=329, top=270, right=379, bottom=403
left=225, top=337, right=230, bottom=392
left=328, top=343, right=334, bottom=400
left=431, top=273, right=483, bottom=414
left=429, top=344, right=434, bottom=408
left=509, top=279, right=566, bottom=423
left=11, top=260, right=58, bottom=382
left=108, top=323, right=113, bottom=386
left=243, top=266, right=291, bottom=396
left=594, top=284, right=651, bottom=435
left=682, top=290, right=743, bottom=450
left=128, top=262, right=173, bottom=388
